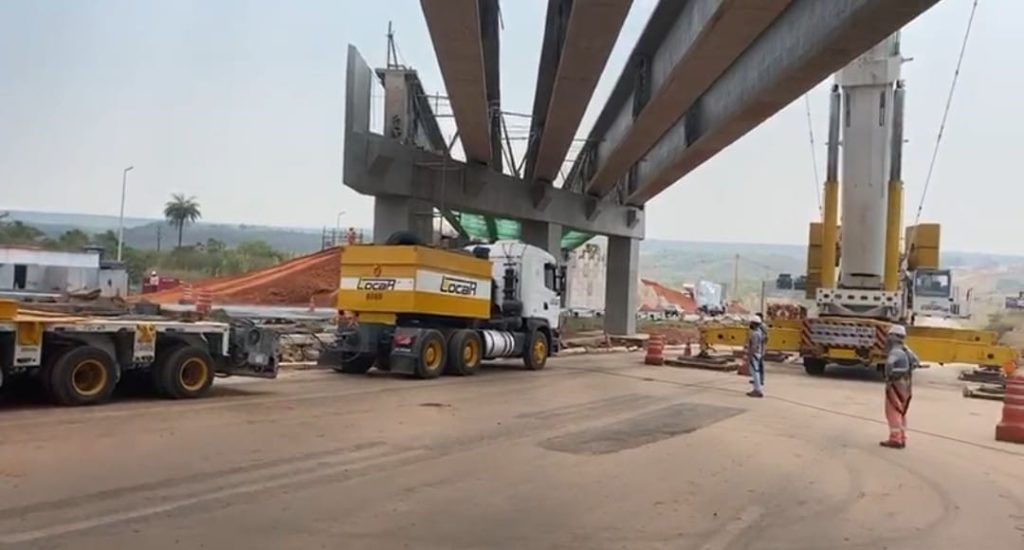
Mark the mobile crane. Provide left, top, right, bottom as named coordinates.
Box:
left=701, top=34, right=1017, bottom=374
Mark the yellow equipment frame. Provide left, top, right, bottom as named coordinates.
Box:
left=699, top=319, right=1018, bottom=374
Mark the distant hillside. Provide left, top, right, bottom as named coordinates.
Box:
left=6, top=210, right=156, bottom=231
left=8, top=210, right=1024, bottom=281
left=637, top=239, right=805, bottom=299
left=121, top=222, right=326, bottom=254
left=4, top=210, right=336, bottom=254
left=637, top=238, right=1024, bottom=303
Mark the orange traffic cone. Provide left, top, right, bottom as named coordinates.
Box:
left=645, top=334, right=665, bottom=366
left=996, top=369, right=1024, bottom=444
left=196, top=290, right=213, bottom=315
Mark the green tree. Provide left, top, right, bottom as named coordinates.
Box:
left=205, top=238, right=227, bottom=254
left=57, top=229, right=91, bottom=251
left=0, top=220, right=46, bottom=245
left=236, top=240, right=283, bottom=261
left=163, top=193, right=202, bottom=248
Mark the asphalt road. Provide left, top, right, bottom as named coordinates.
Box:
left=0, top=355, right=1022, bottom=549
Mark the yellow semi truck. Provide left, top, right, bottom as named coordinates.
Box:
left=328, top=237, right=564, bottom=378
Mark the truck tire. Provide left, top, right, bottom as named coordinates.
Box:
left=385, top=231, right=423, bottom=246
left=333, top=353, right=375, bottom=374
left=37, top=345, right=70, bottom=398
left=375, top=352, right=392, bottom=372
left=446, top=330, right=482, bottom=376
left=154, top=345, right=216, bottom=399
left=415, top=330, right=446, bottom=379
left=803, top=357, right=827, bottom=376
left=523, top=329, right=549, bottom=371
left=48, top=346, right=117, bottom=406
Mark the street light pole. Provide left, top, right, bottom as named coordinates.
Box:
left=335, top=210, right=347, bottom=244
left=117, top=166, right=134, bottom=262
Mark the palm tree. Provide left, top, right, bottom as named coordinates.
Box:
left=164, top=193, right=202, bottom=248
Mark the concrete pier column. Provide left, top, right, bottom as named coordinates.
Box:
left=373, top=196, right=433, bottom=244
left=521, top=220, right=562, bottom=259
left=604, top=236, right=638, bottom=335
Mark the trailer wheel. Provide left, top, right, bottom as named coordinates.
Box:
left=415, top=330, right=446, bottom=379
left=48, top=346, right=117, bottom=406
left=38, top=345, right=70, bottom=398
left=333, top=353, right=375, bottom=374
left=523, top=329, right=549, bottom=371
left=154, top=346, right=216, bottom=399
left=446, top=330, right=482, bottom=376
left=803, top=357, right=827, bottom=376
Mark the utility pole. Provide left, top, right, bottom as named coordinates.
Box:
left=156, top=225, right=162, bottom=252
left=760, top=280, right=767, bottom=316
left=732, top=254, right=740, bottom=303
left=117, top=165, right=134, bottom=262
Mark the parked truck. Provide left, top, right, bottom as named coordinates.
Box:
left=327, top=237, right=563, bottom=378
left=0, top=300, right=278, bottom=406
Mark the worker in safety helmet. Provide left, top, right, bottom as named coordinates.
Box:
left=755, top=312, right=768, bottom=386
left=880, top=324, right=919, bottom=449
left=746, top=317, right=765, bottom=398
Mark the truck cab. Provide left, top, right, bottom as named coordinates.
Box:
left=469, top=240, right=563, bottom=329
left=909, top=268, right=968, bottom=319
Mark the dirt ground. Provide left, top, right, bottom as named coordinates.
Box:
left=0, top=355, right=1021, bottom=549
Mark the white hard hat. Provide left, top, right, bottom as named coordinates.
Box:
left=750, top=317, right=762, bottom=325
left=888, top=325, right=907, bottom=337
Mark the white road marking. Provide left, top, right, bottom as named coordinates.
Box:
left=0, top=447, right=427, bottom=545
left=699, top=505, right=764, bottom=550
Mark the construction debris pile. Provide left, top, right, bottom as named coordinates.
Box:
left=139, top=248, right=341, bottom=307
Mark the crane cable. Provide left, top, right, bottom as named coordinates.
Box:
left=905, top=0, right=979, bottom=263
left=803, top=94, right=823, bottom=216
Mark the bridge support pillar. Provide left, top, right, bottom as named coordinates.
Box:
left=605, top=235, right=638, bottom=335
left=373, top=196, right=433, bottom=244
left=521, top=220, right=562, bottom=260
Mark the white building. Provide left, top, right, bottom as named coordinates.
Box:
left=0, top=247, right=127, bottom=297
left=564, top=241, right=606, bottom=313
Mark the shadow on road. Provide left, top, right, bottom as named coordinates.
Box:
left=0, top=373, right=271, bottom=412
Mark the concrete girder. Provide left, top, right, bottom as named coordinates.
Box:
left=344, top=46, right=644, bottom=240
left=627, top=0, right=939, bottom=204
left=581, top=0, right=792, bottom=197
left=526, top=0, right=632, bottom=183
left=420, top=0, right=496, bottom=164
left=348, top=134, right=644, bottom=239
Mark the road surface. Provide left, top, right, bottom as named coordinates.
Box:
left=0, top=354, right=1022, bottom=549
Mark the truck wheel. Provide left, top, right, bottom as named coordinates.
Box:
left=415, top=330, right=446, bottom=379
left=333, top=353, right=375, bottom=374
left=154, top=346, right=216, bottom=399
left=375, top=352, right=392, bottom=372
left=523, top=330, right=549, bottom=371
left=803, top=357, right=827, bottom=376
left=48, top=346, right=117, bottom=406
left=385, top=231, right=423, bottom=246
left=446, top=330, right=482, bottom=376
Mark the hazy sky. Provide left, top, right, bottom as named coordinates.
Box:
left=2, top=0, right=1022, bottom=254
